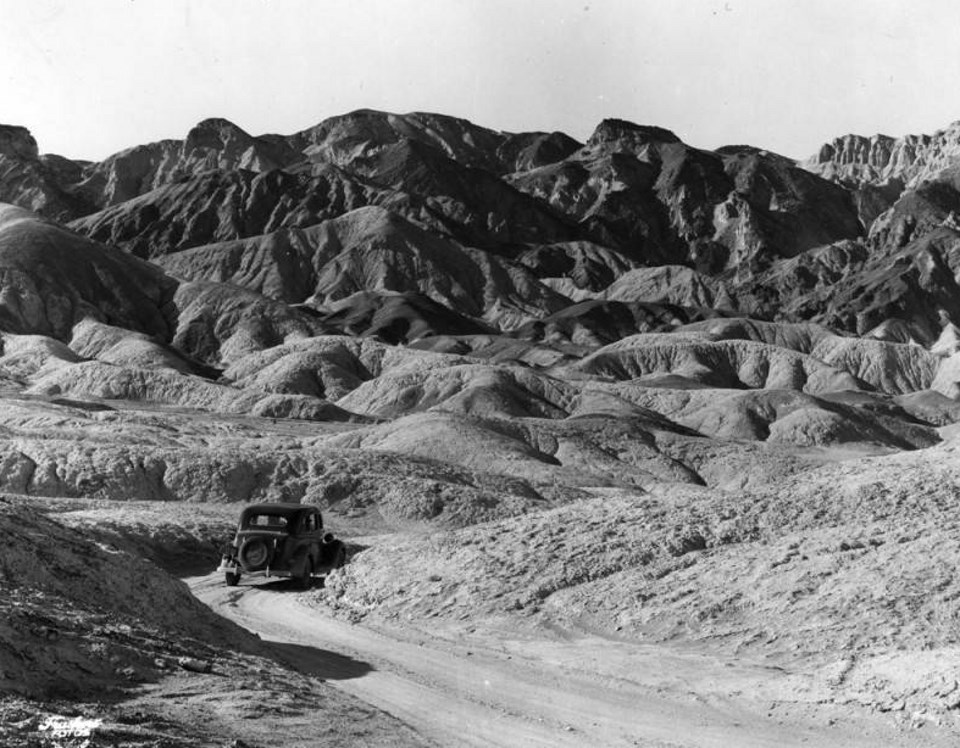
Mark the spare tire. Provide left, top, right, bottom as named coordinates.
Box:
left=238, top=538, right=272, bottom=571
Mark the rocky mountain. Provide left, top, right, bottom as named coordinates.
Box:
left=278, top=109, right=583, bottom=176
left=5, top=108, right=960, bottom=349
left=3, top=108, right=960, bottom=363
left=2, top=110, right=944, bottom=341
left=509, top=120, right=862, bottom=272
left=805, top=120, right=960, bottom=251
left=72, top=118, right=292, bottom=210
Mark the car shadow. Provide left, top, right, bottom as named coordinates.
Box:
left=266, top=641, right=374, bottom=681
left=238, top=579, right=374, bottom=681
left=248, top=579, right=326, bottom=592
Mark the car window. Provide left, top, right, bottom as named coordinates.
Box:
left=304, top=513, right=317, bottom=532
left=248, top=514, right=287, bottom=528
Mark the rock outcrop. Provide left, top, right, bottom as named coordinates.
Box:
left=0, top=126, right=92, bottom=221
left=805, top=121, right=960, bottom=190
left=804, top=122, right=960, bottom=233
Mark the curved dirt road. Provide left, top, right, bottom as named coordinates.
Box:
left=190, top=574, right=935, bottom=747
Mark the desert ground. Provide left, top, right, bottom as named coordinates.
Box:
left=4, top=395, right=960, bottom=747
left=4, top=111, right=960, bottom=745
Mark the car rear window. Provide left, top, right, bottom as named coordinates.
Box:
left=245, top=514, right=289, bottom=528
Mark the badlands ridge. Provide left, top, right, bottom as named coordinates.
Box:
left=3, top=111, right=960, bottom=744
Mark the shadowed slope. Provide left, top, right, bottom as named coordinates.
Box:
left=0, top=497, right=257, bottom=698
left=317, top=291, right=496, bottom=343
left=161, top=206, right=571, bottom=330
left=69, top=166, right=394, bottom=258
left=513, top=299, right=726, bottom=347
left=0, top=203, right=174, bottom=339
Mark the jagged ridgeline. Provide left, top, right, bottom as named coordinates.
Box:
left=4, top=111, right=960, bottom=344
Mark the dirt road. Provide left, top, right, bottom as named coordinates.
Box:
left=188, top=573, right=953, bottom=747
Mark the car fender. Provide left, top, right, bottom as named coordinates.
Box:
left=290, top=547, right=313, bottom=576
left=318, top=538, right=344, bottom=570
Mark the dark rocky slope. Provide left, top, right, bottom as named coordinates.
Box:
left=3, top=110, right=960, bottom=344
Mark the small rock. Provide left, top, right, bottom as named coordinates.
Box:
left=178, top=657, right=213, bottom=674
left=877, top=698, right=906, bottom=713
left=31, top=626, right=58, bottom=641
left=937, top=679, right=959, bottom=697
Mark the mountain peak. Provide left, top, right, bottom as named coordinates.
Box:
left=184, top=118, right=254, bottom=148
left=587, top=119, right=681, bottom=148
left=0, top=125, right=40, bottom=160
left=190, top=117, right=249, bottom=134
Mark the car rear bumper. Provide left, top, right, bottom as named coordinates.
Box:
left=217, top=556, right=315, bottom=579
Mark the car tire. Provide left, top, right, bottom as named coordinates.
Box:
left=225, top=571, right=241, bottom=586
left=296, top=558, right=313, bottom=590
left=238, top=538, right=271, bottom=571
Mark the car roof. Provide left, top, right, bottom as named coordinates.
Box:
left=240, top=503, right=318, bottom=518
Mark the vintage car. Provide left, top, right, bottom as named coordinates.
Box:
left=217, top=502, right=346, bottom=588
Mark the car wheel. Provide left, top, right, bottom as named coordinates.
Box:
left=296, top=558, right=313, bottom=590
left=225, top=571, right=241, bottom=586
left=238, top=538, right=271, bottom=571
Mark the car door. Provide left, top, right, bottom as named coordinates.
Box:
left=301, top=508, right=323, bottom=567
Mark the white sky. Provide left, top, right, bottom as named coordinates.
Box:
left=2, top=0, right=960, bottom=161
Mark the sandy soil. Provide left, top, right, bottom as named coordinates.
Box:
left=191, top=573, right=959, bottom=748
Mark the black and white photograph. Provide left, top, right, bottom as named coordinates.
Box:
left=2, top=1, right=960, bottom=745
